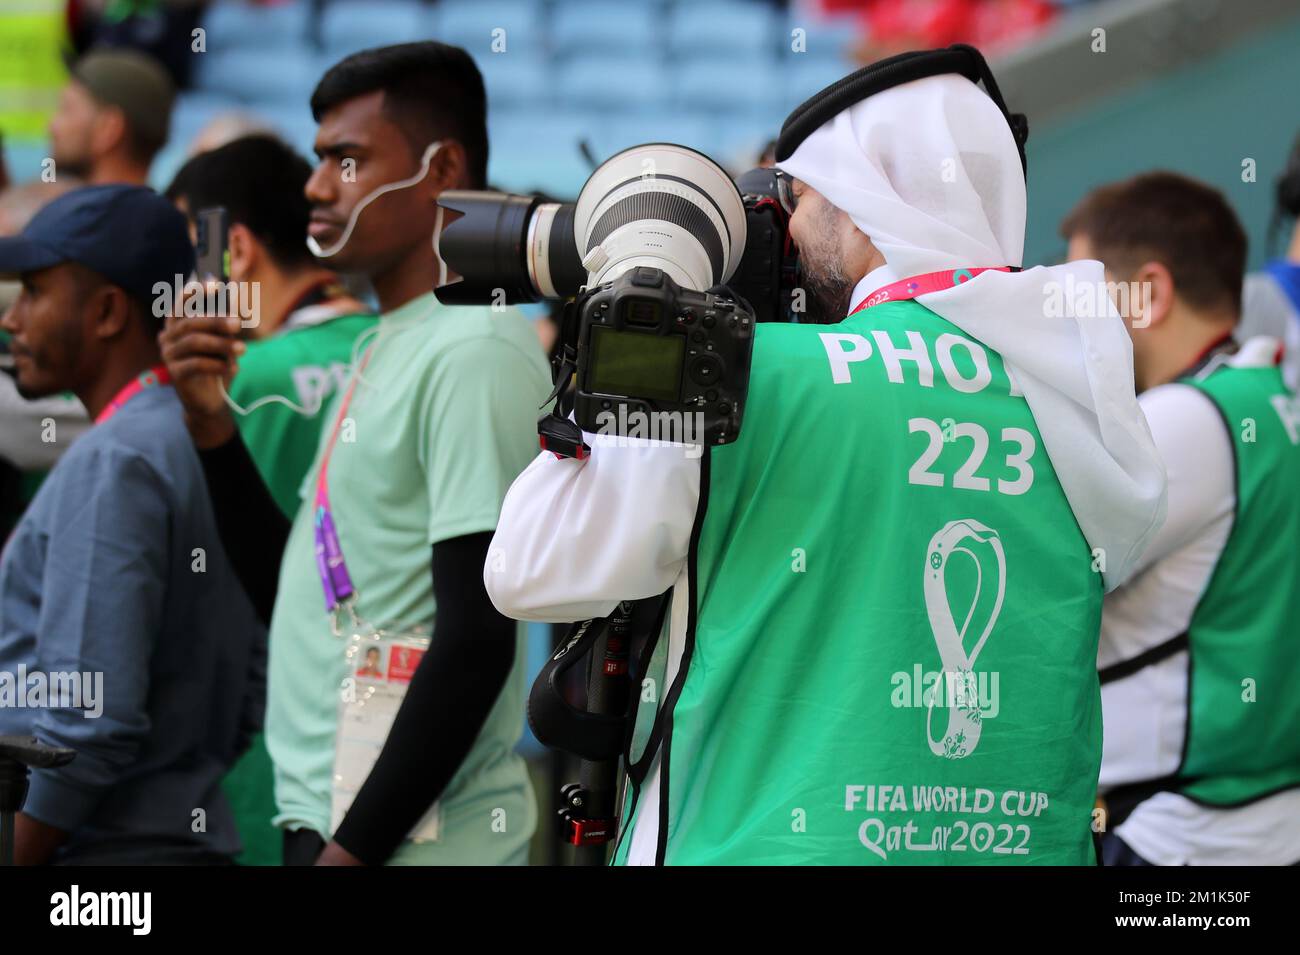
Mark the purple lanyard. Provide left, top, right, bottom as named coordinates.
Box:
left=313, top=347, right=373, bottom=613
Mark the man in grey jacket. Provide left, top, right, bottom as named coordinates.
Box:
left=0, top=184, right=265, bottom=864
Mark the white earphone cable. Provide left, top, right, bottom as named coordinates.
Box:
left=306, top=141, right=443, bottom=259
left=219, top=318, right=388, bottom=418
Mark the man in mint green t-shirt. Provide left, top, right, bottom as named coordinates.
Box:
left=160, top=42, right=550, bottom=866
left=267, top=293, right=548, bottom=864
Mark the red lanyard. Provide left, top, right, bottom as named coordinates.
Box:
left=849, top=267, right=1013, bottom=316
left=312, top=346, right=374, bottom=612
left=94, top=364, right=171, bottom=424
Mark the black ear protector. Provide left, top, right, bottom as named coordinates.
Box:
left=774, top=44, right=1029, bottom=179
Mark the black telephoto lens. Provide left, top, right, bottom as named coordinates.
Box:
left=435, top=191, right=584, bottom=304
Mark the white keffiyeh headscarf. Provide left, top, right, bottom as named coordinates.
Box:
left=778, top=73, right=1167, bottom=590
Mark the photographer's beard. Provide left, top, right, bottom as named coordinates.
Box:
left=795, top=202, right=857, bottom=324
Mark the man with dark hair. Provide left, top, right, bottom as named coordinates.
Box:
left=165, top=135, right=374, bottom=516
left=161, top=42, right=549, bottom=866
left=48, top=50, right=175, bottom=186
left=0, top=178, right=90, bottom=541
left=1061, top=171, right=1247, bottom=392
left=1064, top=171, right=1300, bottom=865
left=0, top=185, right=265, bottom=864
left=168, top=134, right=318, bottom=275
left=165, top=135, right=374, bottom=867
left=308, top=41, right=489, bottom=190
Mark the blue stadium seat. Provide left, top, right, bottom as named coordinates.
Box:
left=256, top=105, right=320, bottom=157
left=435, top=0, right=547, bottom=59
left=780, top=55, right=855, bottom=111
left=665, top=0, right=780, bottom=59
left=150, top=104, right=316, bottom=192
left=487, top=107, right=599, bottom=196
left=149, top=142, right=190, bottom=193
left=783, top=9, right=861, bottom=60
left=319, top=0, right=434, bottom=60
left=1, top=139, right=55, bottom=186
left=489, top=107, right=591, bottom=162
left=198, top=0, right=311, bottom=52
left=486, top=109, right=772, bottom=197
left=553, top=54, right=669, bottom=111
left=170, top=90, right=241, bottom=124
left=710, top=113, right=780, bottom=170
left=192, top=47, right=321, bottom=105
left=167, top=91, right=243, bottom=144
left=550, top=1, right=662, bottom=57
left=479, top=51, right=553, bottom=109
left=583, top=112, right=726, bottom=165
left=671, top=57, right=783, bottom=116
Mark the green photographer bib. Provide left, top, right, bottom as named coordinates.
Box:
left=616, top=298, right=1104, bottom=865
left=1175, top=363, right=1300, bottom=805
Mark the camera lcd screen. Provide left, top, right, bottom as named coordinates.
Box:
left=588, top=326, right=684, bottom=403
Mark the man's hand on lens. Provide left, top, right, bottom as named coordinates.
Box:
left=158, top=309, right=245, bottom=449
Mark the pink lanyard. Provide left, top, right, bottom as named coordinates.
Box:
left=94, top=365, right=171, bottom=424
left=313, top=347, right=374, bottom=613
left=848, top=267, right=1012, bottom=316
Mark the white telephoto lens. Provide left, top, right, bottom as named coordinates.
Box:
left=573, top=144, right=747, bottom=290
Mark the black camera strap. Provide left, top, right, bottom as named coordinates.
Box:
left=527, top=592, right=672, bottom=758
left=536, top=299, right=591, bottom=461
left=605, top=589, right=673, bottom=860
left=528, top=590, right=672, bottom=861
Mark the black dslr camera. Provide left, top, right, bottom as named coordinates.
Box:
left=435, top=144, right=797, bottom=454
left=571, top=266, right=754, bottom=447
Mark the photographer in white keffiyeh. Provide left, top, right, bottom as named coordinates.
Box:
left=484, top=55, right=1169, bottom=866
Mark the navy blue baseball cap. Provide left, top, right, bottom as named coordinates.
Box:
left=0, top=184, right=195, bottom=305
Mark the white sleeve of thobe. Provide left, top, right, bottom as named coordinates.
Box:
left=485, top=431, right=703, bottom=623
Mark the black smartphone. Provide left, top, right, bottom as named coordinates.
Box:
left=194, top=206, right=229, bottom=281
